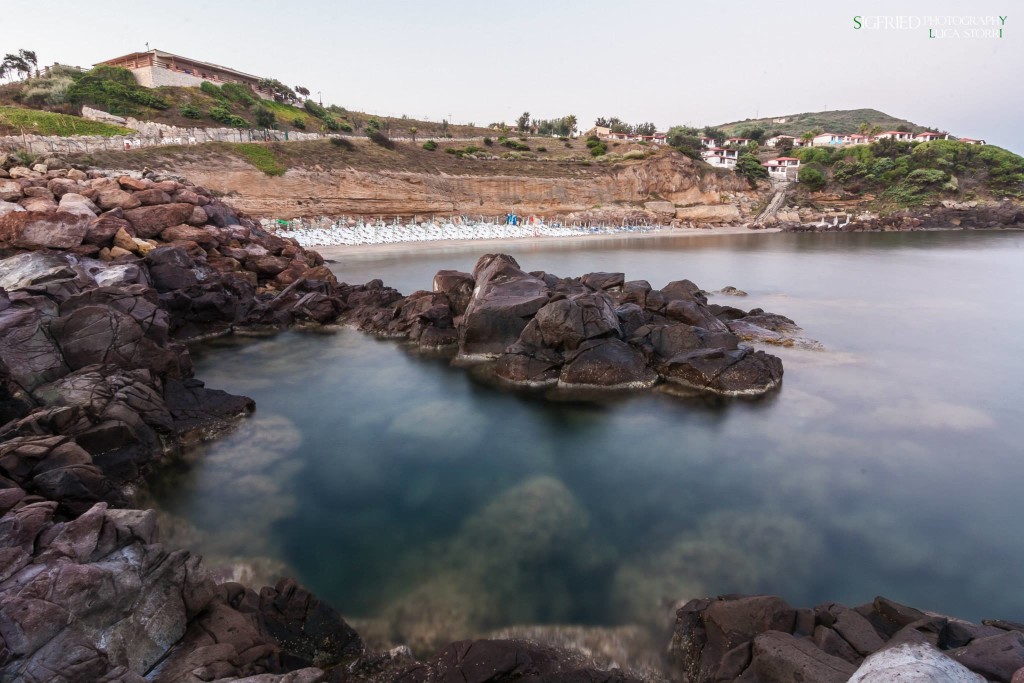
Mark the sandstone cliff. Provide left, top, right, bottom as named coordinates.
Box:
left=87, top=146, right=759, bottom=220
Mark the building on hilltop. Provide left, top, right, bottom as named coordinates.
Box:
left=811, top=133, right=849, bottom=146
left=95, top=49, right=273, bottom=99
left=914, top=131, right=952, bottom=142
left=874, top=131, right=916, bottom=142
left=764, top=134, right=797, bottom=148
left=958, top=137, right=986, bottom=145
left=584, top=126, right=668, bottom=145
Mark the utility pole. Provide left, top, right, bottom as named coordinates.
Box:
left=318, top=91, right=322, bottom=106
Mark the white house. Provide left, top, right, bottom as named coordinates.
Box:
left=959, top=138, right=986, bottom=145
left=914, top=132, right=951, bottom=142
left=765, top=134, right=798, bottom=148
left=762, top=157, right=801, bottom=179
left=700, top=137, right=718, bottom=148
left=725, top=137, right=753, bottom=147
left=874, top=131, right=915, bottom=142
left=701, top=148, right=739, bottom=169
left=812, top=133, right=847, bottom=146
left=846, top=134, right=870, bottom=145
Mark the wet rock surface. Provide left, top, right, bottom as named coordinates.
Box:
left=422, top=254, right=798, bottom=396
left=669, top=594, right=1024, bottom=683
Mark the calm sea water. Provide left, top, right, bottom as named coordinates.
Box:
left=156, top=230, right=1024, bottom=645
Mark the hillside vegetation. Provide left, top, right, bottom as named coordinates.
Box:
left=715, top=109, right=929, bottom=137
left=0, top=105, right=133, bottom=136
left=792, top=139, right=1024, bottom=207
left=0, top=65, right=495, bottom=139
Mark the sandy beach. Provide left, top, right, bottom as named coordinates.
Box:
left=314, top=225, right=780, bottom=259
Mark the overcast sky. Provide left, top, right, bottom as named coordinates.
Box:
left=7, top=0, right=1021, bottom=151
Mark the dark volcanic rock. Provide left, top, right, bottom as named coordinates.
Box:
left=534, top=293, right=621, bottom=350
left=559, top=339, right=657, bottom=389
left=459, top=254, right=550, bottom=356
left=660, top=348, right=783, bottom=395
left=432, top=270, right=475, bottom=316
left=258, top=578, right=364, bottom=669
left=746, top=631, right=856, bottom=683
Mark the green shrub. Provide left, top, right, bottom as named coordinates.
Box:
left=254, top=107, right=276, bottom=129
left=483, top=136, right=493, bottom=146
left=622, top=149, right=645, bottom=160
left=180, top=103, right=202, bottom=119
left=799, top=166, right=826, bottom=191
left=537, top=146, right=547, bottom=153
left=292, top=117, right=305, bottom=130
left=337, top=121, right=353, bottom=133
left=20, top=76, right=74, bottom=107
left=502, top=139, right=530, bottom=151
left=304, top=99, right=329, bottom=119
left=200, top=81, right=223, bottom=98
left=330, top=137, right=354, bottom=150
left=209, top=106, right=248, bottom=127
left=86, top=65, right=137, bottom=86
left=445, top=145, right=485, bottom=158
left=66, top=66, right=171, bottom=115
left=589, top=142, right=607, bottom=157
left=369, top=130, right=395, bottom=149
left=736, top=152, right=769, bottom=182
left=423, top=140, right=437, bottom=151
left=221, top=82, right=257, bottom=105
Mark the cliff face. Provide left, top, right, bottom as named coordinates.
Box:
left=168, top=153, right=757, bottom=219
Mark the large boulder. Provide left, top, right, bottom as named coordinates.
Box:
left=746, top=631, right=857, bottom=683
left=0, top=503, right=216, bottom=681
left=849, top=642, right=985, bottom=682
left=0, top=305, right=69, bottom=392
left=660, top=347, right=783, bottom=395
left=534, top=293, right=621, bottom=351
left=558, top=339, right=657, bottom=389
left=432, top=270, right=475, bottom=316
left=48, top=305, right=183, bottom=377
left=458, top=254, right=550, bottom=357
left=0, top=210, right=91, bottom=249
left=123, top=204, right=196, bottom=238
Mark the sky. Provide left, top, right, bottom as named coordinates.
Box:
left=5, top=0, right=1022, bottom=152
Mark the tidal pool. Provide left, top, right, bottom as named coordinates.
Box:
left=155, top=230, right=1024, bottom=650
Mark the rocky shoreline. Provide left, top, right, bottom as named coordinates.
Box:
left=1, top=163, right=1021, bottom=682
left=769, top=199, right=1024, bottom=233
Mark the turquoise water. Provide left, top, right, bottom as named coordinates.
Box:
left=157, top=230, right=1024, bottom=647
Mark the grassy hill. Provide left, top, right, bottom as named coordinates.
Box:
left=714, top=109, right=938, bottom=137
left=0, top=106, right=133, bottom=137
left=0, top=66, right=495, bottom=139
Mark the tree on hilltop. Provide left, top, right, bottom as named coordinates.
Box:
left=295, top=85, right=310, bottom=98
left=1, top=49, right=37, bottom=81
left=517, top=111, right=531, bottom=133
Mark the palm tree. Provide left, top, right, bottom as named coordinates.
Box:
left=565, top=114, right=578, bottom=136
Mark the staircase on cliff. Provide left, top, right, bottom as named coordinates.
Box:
left=752, top=180, right=792, bottom=226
